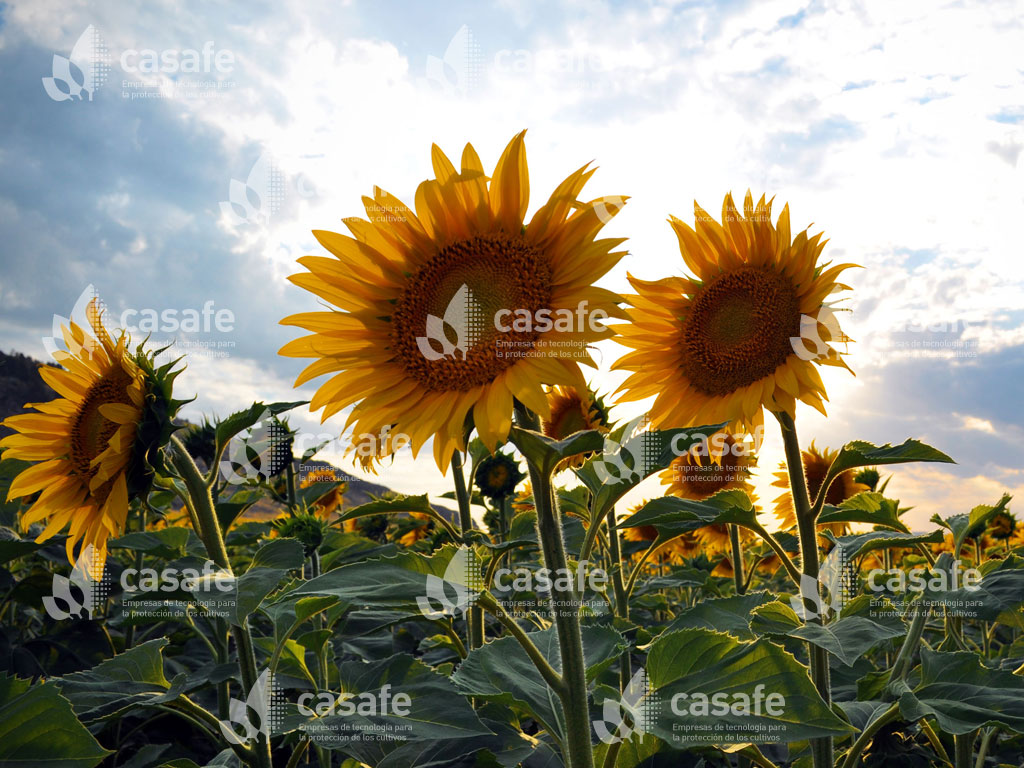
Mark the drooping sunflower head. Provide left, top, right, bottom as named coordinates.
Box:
left=854, top=467, right=881, bottom=492
left=660, top=431, right=756, bottom=501
left=987, top=509, right=1016, bottom=541
left=613, top=191, right=855, bottom=433
left=0, top=300, right=185, bottom=568
left=280, top=132, right=628, bottom=471
left=474, top=451, right=526, bottom=502
left=541, top=385, right=610, bottom=471
left=772, top=441, right=867, bottom=533
left=180, top=417, right=217, bottom=467
left=271, top=512, right=328, bottom=556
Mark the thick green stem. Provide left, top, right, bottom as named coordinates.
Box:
left=774, top=410, right=831, bottom=768
left=954, top=731, right=975, bottom=768
left=748, top=520, right=801, bottom=585
left=974, top=728, right=997, bottom=768
left=605, top=507, right=631, bottom=690
left=515, top=405, right=594, bottom=768
left=477, top=591, right=564, bottom=695
left=888, top=596, right=929, bottom=684
left=729, top=524, right=746, bottom=594
left=451, top=450, right=484, bottom=650
left=170, top=436, right=273, bottom=768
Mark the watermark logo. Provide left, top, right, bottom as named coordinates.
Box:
left=219, top=669, right=283, bottom=746
left=44, top=285, right=236, bottom=361
left=867, top=560, right=981, bottom=594
left=219, top=409, right=292, bottom=484
left=594, top=667, right=658, bottom=744
left=43, top=545, right=108, bottom=620
left=416, top=545, right=483, bottom=618
left=424, top=25, right=484, bottom=97
left=42, top=285, right=104, bottom=360
left=790, top=306, right=843, bottom=362
left=42, top=25, right=110, bottom=102
left=593, top=195, right=627, bottom=225
left=790, top=544, right=851, bottom=620
left=221, top=152, right=286, bottom=226
left=122, top=561, right=235, bottom=594
left=416, top=284, right=486, bottom=361
left=593, top=415, right=657, bottom=484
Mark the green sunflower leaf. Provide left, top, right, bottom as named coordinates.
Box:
left=642, top=628, right=854, bottom=747
left=930, top=493, right=1013, bottom=557
left=818, top=492, right=909, bottom=532
left=899, top=648, right=1024, bottom=735
left=0, top=674, right=111, bottom=767
left=300, top=653, right=492, bottom=758
left=828, top=438, right=954, bottom=476
left=662, top=592, right=779, bottom=641
left=508, top=425, right=605, bottom=476
left=451, top=624, right=627, bottom=743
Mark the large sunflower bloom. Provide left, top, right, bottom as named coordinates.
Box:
left=280, top=132, right=628, bottom=471
left=660, top=431, right=757, bottom=555
left=772, top=442, right=865, bottom=535
left=0, top=303, right=181, bottom=567
left=613, top=191, right=855, bottom=433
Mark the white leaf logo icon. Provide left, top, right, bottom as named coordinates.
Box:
left=416, top=284, right=481, bottom=361
left=42, top=26, right=109, bottom=102
left=220, top=152, right=284, bottom=225
left=594, top=666, right=655, bottom=744
left=594, top=415, right=651, bottom=484
left=424, top=25, right=483, bottom=97
left=43, top=544, right=101, bottom=620
left=417, top=545, right=481, bottom=618
left=219, top=669, right=273, bottom=745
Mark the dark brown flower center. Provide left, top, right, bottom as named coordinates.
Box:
left=391, top=233, right=551, bottom=391
left=69, top=367, right=135, bottom=504
left=680, top=266, right=801, bottom=396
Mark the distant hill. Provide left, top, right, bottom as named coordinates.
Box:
left=0, top=350, right=57, bottom=437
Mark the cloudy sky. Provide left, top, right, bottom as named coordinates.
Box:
left=1, top=0, right=1022, bottom=530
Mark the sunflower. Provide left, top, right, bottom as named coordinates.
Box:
left=613, top=191, right=854, bottom=433
left=396, top=512, right=433, bottom=547
left=280, top=132, right=628, bottom=471
left=270, top=512, right=328, bottom=556
left=512, top=480, right=534, bottom=514
left=987, top=510, right=1016, bottom=541
left=474, top=451, right=525, bottom=501
left=772, top=442, right=865, bottom=534
left=660, top=431, right=757, bottom=555
left=0, top=301, right=182, bottom=568
left=541, top=385, right=610, bottom=471
left=300, top=468, right=347, bottom=520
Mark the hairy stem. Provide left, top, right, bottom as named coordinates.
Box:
left=774, top=410, right=832, bottom=768
left=452, top=450, right=484, bottom=650
left=515, top=404, right=594, bottom=768
left=170, top=436, right=273, bottom=768
left=729, top=524, right=746, bottom=594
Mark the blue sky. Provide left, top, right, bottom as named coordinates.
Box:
left=1, top=0, right=1022, bottom=529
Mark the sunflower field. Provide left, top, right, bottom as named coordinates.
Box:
left=2, top=132, right=1023, bottom=768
